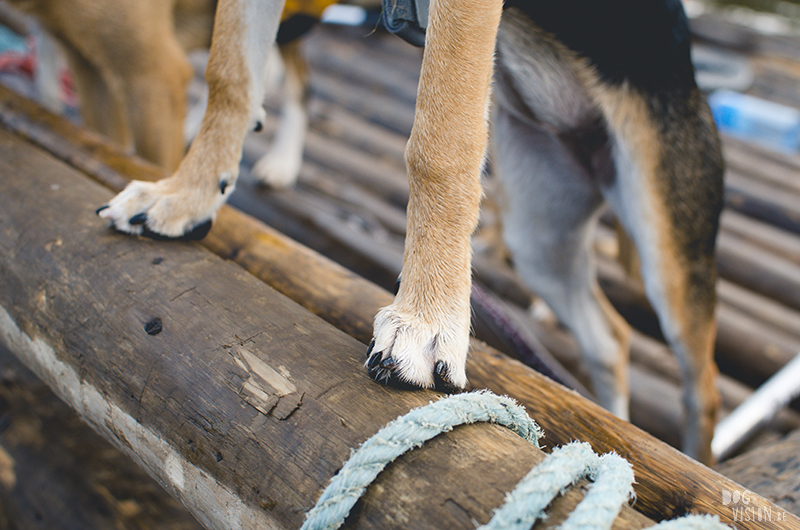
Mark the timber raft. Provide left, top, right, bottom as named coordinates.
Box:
left=0, top=9, right=800, bottom=530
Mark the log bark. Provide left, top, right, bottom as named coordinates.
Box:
left=716, top=429, right=800, bottom=518
left=0, top=85, right=797, bottom=530
left=0, top=345, right=203, bottom=530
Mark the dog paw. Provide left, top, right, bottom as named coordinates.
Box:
left=252, top=151, right=302, bottom=189
left=97, top=177, right=230, bottom=240
left=365, top=305, right=469, bottom=393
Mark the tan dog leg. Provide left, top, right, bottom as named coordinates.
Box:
left=366, top=0, right=503, bottom=390
left=595, top=85, right=724, bottom=464
left=21, top=0, right=194, bottom=171
left=252, top=40, right=310, bottom=188
left=99, top=0, right=286, bottom=238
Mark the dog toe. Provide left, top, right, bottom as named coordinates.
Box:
left=433, top=361, right=463, bottom=394
left=367, top=304, right=470, bottom=392
left=366, top=350, right=419, bottom=390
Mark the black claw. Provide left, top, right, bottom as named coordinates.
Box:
left=129, top=213, right=148, bottom=225
left=96, top=205, right=109, bottom=215
left=367, top=351, right=382, bottom=370
left=139, top=219, right=213, bottom=242
left=366, top=339, right=375, bottom=358
left=380, top=357, right=395, bottom=369
left=220, top=179, right=228, bottom=194
left=393, top=277, right=401, bottom=295
left=433, top=361, right=462, bottom=394
left=184, top=219, right=213, bottom=240
left=254, top=121, right=263, bottom=132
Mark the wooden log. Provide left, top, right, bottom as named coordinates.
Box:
left=725, top=172, right=800, bottom=235
left=722, top=137, right=800, bottom=196
left=690, top=13, right=800, bottom=62
left=716, top=230, right=800, bottom=313
left=720, top=211, right=800, bottom=278
left=0, top=85, right=797, bottom=530
left=0, top=345, right=203, bottom=530
left=717, top=280, right=800, bottom=342
left=716, top=428, right=800, bottom=518
left=594, top=253, right=800, bottom=387
left=0, top=127, right=656, bottom=530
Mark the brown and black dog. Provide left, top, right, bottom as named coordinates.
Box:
left=488, top=3, right=724, bottom=464
left=13, top=0, right=724, bottom=463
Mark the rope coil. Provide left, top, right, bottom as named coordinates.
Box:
left=302, top=391, right=730, bottom=530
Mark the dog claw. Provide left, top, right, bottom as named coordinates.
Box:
left=220, top=179, right=228, bottom=194
left=365, top=350, right=421, bottom=390
left=366, top=339, right=375, bottom=358
left=129, top=213, right=148, bottom=225
left=96, top=205, right=109, bottom=215
left=367, top=350, right=382, bottom=369
left=380, top=356, right=395, bottom=369
left=136, top=219, right=213, bottom=242
left=254, top=121, right=263, bottom=132
left=434, top=361, right=461, bottom=394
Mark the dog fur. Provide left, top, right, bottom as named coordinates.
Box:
left=489, top=2, right=724, bottom=463
left=5, top=0, right=327, bottom=188
left=12, top=0, right=724, bottom=463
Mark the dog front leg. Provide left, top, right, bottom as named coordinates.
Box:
left=98, top=0, right=285, bottom=238
left=367, top=0, right=503, bottom=391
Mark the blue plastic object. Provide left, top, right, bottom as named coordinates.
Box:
left=708, top=89, right=800, bottom=153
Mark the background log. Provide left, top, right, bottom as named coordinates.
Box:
left=717, top=428, right=800, bottom=518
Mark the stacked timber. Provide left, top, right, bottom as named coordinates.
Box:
left=0, top=82, right=797, bottom=530
left=0, top=115, right=729, bottom=530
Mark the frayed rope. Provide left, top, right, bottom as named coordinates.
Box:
left=301, top=390, right=731, bottom=530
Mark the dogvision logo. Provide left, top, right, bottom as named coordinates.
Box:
left=722, top=490, right=789, bottom=523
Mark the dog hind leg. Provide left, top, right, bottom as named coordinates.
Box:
left=595, top=84, right=724, bottom=464
left=492, top=105, right=632, bottom=418
left=252, top=40, right=310, bottom=188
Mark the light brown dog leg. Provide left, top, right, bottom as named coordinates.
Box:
left=99, top=0, right=286, bottom=238
left=366, top=0, right=503, bottom=390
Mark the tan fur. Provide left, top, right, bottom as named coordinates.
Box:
left=368, top=0, right=503, bottom=389
left=593, top=83, right=720, bottom=463
left=8, top=0, right=213, bottom=171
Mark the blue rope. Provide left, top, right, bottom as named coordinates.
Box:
left=301, top=390, right=542, bottom=530
left=302, top=391, right=731, bottom=530
left=477, top=442, right=634, bottom=530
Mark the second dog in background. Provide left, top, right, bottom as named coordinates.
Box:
left=6, top=0, right=334, bottom=187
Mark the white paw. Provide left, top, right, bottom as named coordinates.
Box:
left=365, top=304, right=470, bottom=392
left=252, top=150, right=302, bottom=189
left=97, top=176, right=231, bottom=240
